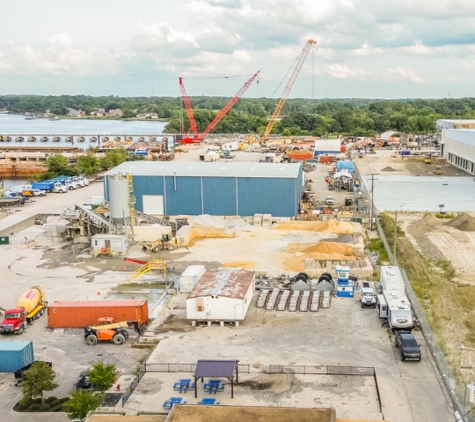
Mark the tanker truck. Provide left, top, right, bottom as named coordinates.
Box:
left=0, top=287, right=47, bottom=335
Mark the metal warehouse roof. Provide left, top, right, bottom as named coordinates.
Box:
left=443, top=129, right=475, bottom=146
left=105, top=161, right=302, bottom=178
left=187, top=268, right=255, bottom=300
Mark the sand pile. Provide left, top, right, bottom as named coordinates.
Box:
left=381, top=166, right=397, bottom=172
left=445, top=213, right=475, bottom=232
left=273, top=220, right=354, bottom=235
left=408, top=213, right=444, bottom=238
left=222, top=261, right=256, bottom=269
left=283, top=241, right=356, bottom=272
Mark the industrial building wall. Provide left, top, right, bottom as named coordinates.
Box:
left=442, top=130, right=475, bottom=175
left=237, top=177, right=297, bottom=217
left=108, top=174, right=301, bottom=217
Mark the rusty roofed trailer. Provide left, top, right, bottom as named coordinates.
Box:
left=47, top=300, right=148, bottom=328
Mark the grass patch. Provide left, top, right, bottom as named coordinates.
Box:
left=365, top=238, right=389, bottom=264
left=435, top=212, right=456, bottom=219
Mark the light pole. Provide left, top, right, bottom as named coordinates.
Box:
left=369, top=174, right=378, bottom=231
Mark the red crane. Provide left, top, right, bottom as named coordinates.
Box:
left=178, top=71, right=260, bottom=143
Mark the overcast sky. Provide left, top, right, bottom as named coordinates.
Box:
left=1, top=0, right=474, bottom=99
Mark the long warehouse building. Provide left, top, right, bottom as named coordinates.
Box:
left=441, top=129, right=475, bottom=175
left=104, top=161, right=304, bottom=217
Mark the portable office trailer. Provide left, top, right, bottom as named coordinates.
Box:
left=180, top=265, right=206, bottom=293
left=0, top=341, right=34, bottom=372
left=186, top=268, right=255, bottom=325
left=104, top=162, right=304, bottom=217
left=47, top=300, right=148, bottom=328
left=380, top=266, right=405, bottom=293
left=90, top=234, right=128, bottom=254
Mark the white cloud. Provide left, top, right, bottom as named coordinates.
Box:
left=232, top=49, right=252, bottom=62
left=383, top=67, right=425, bottom=83
left=325, top=64, right=375, bottom=80
left=132, top=22, right=198, bottom=49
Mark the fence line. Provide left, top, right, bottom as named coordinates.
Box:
left=375, top=217, right=472, bottom=422
left=145, top=362, right=251, bottom=374
left=268, top=364, right=375, bottom=376
left=121, top=364, right=146, bottom=407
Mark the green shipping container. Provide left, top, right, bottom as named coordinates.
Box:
left=0, top=236, right=9, bottom=245
left=352, top=217, right=363, bottom=224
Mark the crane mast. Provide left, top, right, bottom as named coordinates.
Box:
left=179, top=72, right=260, bottom=143
left=263, top=39, right=316, bottom=142
left=179, top=76, right=199, bottom=141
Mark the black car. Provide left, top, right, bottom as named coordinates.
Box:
left=395, top=331, right=421, bottom=361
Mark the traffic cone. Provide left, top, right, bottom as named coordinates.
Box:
left=97, top=291, right=100, bottom=295
left=123, top=265, right=127, bottom=271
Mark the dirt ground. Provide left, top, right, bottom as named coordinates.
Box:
left=355, top=149, right=468, bottom=177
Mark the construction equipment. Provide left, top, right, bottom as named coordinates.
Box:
left=262, top=40, right=316, bottom=142
left=178, top=71, right=260, bottom=143
left=124, top=257, right=167, bottom=281
left=84, top=317, right=145, bottom=346
left=92, top=246, right=118, bottom=257
left=0, top=287, right=47, bottom=335
left=434, top=165, right=442, bottom=175
left=142, top=235, right=178, bottom=253
left=424, top=155, right=432, bottom=164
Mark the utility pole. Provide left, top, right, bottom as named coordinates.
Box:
left=370, top=174, right=378, bottom=231
left=394, top=209, right=398, bottom=264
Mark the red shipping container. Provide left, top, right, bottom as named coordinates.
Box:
left=47, top=300, right=148, bottom=328
left=319, top=155, right=335, bottom=163
left=340, top=145, right=346, bottom=153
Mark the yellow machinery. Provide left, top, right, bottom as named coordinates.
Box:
left=84, top=318, right=144, bottom=345
left=424, top=155, right=432, bottom=164
left=92, top=247, right=118, bottom=257
left=124, top=257, right=167, bottom=281
left=434, top=165, right=442, bottom=175
left=262, top=39, right=317, bottom=143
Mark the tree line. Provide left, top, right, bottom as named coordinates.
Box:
left=2, top=94, right=475, bottom=136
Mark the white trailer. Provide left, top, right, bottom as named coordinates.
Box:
left=376, top=290, right=413, bottom=331
left=380, top=266, right=405, bottom=293
left=222, top=142, right=238, bottom=151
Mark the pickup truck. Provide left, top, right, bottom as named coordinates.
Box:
left=360, top=281, right=376, bottom=308
left=325, top=196, right=335, bottom=205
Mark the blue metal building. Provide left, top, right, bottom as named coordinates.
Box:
left=104, top=162, right=304, bottom=217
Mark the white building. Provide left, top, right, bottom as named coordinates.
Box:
left=186, top=268, right=255, bottom=326
left=180, top=265, right=206, bottom=293
left=441, top=129, right=475, bottom=175
left=436, top=119, right=475, bottom=131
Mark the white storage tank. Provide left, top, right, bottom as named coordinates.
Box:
left=180, top=265, right=206, bottom=293
left=108, top=174, right=130, bottom=222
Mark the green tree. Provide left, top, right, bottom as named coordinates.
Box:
left=87, top=360, right=117, bottom=401
left=46, top=154, right=76, bottom=177
left=20, top=362, right=59, bottom=405
left=76, top=151, right=101, bottom=175
left=121, top=108, right=136, bottom=118
left=63, top=389, right=100, bottom=421
left=100, top=148, right=129, bottom=170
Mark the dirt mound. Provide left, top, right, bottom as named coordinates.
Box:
left=381, top=166, right=397, bottom=172
left=302, top=242, right=354, bottom=255
left=273, top=220, right=354, bottom=234
left=222, top=260, right=255, bottom=269
left=408, top=213, right=444, bottom=239
left=283, top=241, right=356, bottom=272
left=445, top=213, right=475, bottom=232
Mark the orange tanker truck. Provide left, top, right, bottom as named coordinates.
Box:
left=0, top=286, right=47, bottom=335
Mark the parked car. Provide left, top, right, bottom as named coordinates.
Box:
left=325, top=196, right=335, bottom=205
left=31, top=189, right=46, bottom=197
left=395, top=330, right=421, bottom=361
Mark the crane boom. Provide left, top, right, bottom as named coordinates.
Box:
left=263, top=39, right=316, bottom=141
left=179, top=76, right=199, bottom=138
left=200, top=71, right=260, bottom=139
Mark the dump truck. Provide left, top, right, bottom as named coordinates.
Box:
left=0, top=287, right=47, bottom=335
left=84, top=317, right=145, bottom=346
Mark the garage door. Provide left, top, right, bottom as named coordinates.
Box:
left=143, top=195, right=164, bottom=215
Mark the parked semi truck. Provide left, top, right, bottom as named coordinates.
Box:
left=0, top=287, right=47, bottom=335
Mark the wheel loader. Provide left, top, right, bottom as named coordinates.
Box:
left=142, top=234, right=177, bottom=253
left=84, top=318, right=144, bottom=346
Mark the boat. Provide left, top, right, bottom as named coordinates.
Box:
left=0, top=197, right=24, bottom=207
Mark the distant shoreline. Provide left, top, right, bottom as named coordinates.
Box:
left=3, top=112, right=169, bottom=123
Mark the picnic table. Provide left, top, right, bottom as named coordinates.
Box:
left=203, top=379, right=225, bottom=394
left=163, top=396, right=186, bottom=410
left=198, top=397, right=220, bottom=405
left=173, top=379, right=195, bottom=393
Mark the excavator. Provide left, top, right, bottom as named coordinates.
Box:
left=84, top=317, right=145, bottom=346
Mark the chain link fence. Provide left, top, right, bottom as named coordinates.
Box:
left=375, top=217, right=473, bottom=422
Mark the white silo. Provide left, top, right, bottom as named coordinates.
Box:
left=108, top=174, right=131, bottom=224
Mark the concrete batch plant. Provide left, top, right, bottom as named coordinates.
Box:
left=104, top=161, right=304, bottom=217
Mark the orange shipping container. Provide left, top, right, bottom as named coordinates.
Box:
left=47, top=300, right=148, bottom=328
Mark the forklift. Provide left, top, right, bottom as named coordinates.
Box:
left=84, top=317, right=145, bottom=346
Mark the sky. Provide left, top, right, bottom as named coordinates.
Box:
left=0, top=0, right=474, bottom=99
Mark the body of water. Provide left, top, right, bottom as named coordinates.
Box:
left=0, top=114, right=169, bottom=149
